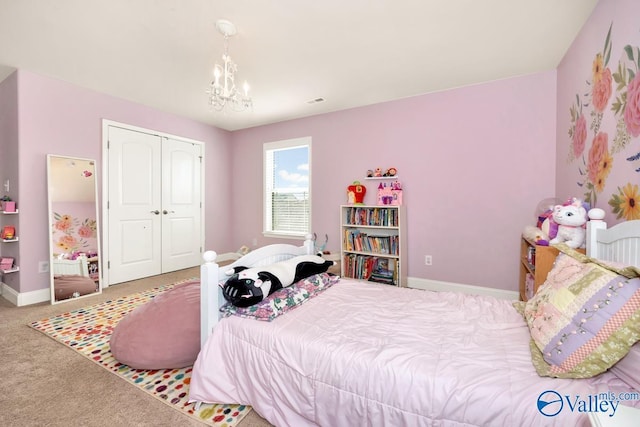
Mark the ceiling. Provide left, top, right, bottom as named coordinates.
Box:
left=0, top=0, right=599, bottom=131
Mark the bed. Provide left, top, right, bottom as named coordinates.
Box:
left=52, top=257, right=97, bottom=300
left=189, top=214, right=640, bottom=426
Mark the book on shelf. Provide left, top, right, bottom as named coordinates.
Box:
left=344, top=206, right=399, bottom=227
left=342, top=229, right=398, bottom=255
left=342, top=254, right=398, bottom=285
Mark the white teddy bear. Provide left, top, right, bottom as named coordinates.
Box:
left=548, top=203, right=588, bottom=248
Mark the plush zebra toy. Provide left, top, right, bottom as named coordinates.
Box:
left=221, top=254, right=334, bottom=307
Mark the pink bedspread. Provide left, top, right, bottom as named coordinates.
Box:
left=189, top=279, right=638, bottom=426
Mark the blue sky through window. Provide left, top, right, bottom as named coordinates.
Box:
left=274, top=146, right=309, bottom=191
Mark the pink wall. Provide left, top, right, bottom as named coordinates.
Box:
left=556, top=0, right=640, bottom=224
left=5, top=70, right=233, bottom=295
left=0, top=72, right=20, bottom=291
left=11, top=2, right=634, bottom=297
left=230, top=72, right=558, bottom=291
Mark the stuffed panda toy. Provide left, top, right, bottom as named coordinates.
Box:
left=221, top=254, right=334, bottom=308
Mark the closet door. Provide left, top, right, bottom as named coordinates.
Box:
left=107, top=127, right=162, bottom=284
left=161, top=137, right=202, bottom=272
left=106, top=126, right=203, bottom=285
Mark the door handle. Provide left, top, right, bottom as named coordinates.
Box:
left=163, top=210, right=175, bottom=215
left=150, top=210, right=160, bottom=215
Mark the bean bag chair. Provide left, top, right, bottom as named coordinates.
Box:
left=110, top=280, right=200, bottom=370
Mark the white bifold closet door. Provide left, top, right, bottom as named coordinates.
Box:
left=106, top=126, right=202, bottom=285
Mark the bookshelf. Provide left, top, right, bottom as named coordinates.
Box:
left=1, top=203, right=19, bottom=274
left=519, top=236, right=585, bottom=301
left=340, top=205, right=407, bottom=286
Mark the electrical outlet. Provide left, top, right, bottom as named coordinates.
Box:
left=424, top=255, right=432, bottom=266
left=38, top=261, right=50, bottom=273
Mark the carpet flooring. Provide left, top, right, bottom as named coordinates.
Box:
left=28, top=278, right=251, bottom=427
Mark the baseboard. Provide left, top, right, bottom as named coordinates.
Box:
left=215, top=252, right=242, bottom=264
left=1, top=282, right=50, bottom=306
left=407, top=277, right=519, bottom=300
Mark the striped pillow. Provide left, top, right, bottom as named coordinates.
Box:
left=523, top=246, right=640, bottom=378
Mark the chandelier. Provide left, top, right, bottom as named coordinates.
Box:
left=206, top=19, right=253, bottom=113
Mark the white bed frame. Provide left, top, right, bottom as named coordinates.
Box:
left=52, top=257, right=90, bottom=277
left=200, top=217, right=640, bottom=347
left=199, top=235, right=315, bottom=346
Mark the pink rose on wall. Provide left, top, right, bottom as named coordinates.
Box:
left=55, top=215, right=73, bottom=232
left=78, top=225, right=93, bottom=238
left=58, top=234, right=78, bottom=250
left=573, top=114, right=587, bottom=157
left=52, top=211, right=95, bottom=255
left=623, top=73, right=640, bottom=137
left=587, top=132, right=609, bottom=184
left=612, top=43, right=640, bottom=149
left=592, top=68, right=612, bottom=112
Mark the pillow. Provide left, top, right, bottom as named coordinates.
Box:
left=610, top=342, right=640, bottom=391
left=220, top=272, right=339, bottom=321
left=522, top=246, right=640, bottom=378
left=110, top=280, right=200, bottom=370
left=221, top=254, right=334, bottom=307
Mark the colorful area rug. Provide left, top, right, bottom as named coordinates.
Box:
left=29, top=280, right=252, bottom=427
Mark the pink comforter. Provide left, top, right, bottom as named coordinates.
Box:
left=189, top=279, right=638, bottom=426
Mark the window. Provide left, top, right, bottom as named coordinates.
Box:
left=263, top=137, right=311, bottom=238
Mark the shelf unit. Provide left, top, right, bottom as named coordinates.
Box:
left=519, top=236, right=585, bottom=301
left=340, top=205, right=406, bottom=286
left=1, top=207, right=19, bottom=274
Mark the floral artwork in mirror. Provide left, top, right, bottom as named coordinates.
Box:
left=47, top=155, right=102, bottom=304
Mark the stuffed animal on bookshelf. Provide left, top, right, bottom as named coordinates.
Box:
left=548, top=203, right=588, bottom=249
left=221, top=254, right=335, bottom=307
left=522, top=225, right=549, bottom=246
left=536, top=197, right=589, bottom=244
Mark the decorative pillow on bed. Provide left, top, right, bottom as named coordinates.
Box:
left=221, top=255, right=335, bottom=307
left=220, top=272, right=339, bottom=321
left=522, top=245, right=640, bottom=378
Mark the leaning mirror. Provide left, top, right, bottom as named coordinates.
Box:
left=47, top=155, right=102, bottom=304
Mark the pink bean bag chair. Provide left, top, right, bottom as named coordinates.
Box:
left=110, top=280, right=200, bottom=370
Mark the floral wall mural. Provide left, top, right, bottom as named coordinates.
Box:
left=51, top=202, right=98, bottom=258
left=564, top=15, right=640, bottom=221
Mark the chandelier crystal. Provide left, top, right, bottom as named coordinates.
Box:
left=206, top=20, right=253, bottom=113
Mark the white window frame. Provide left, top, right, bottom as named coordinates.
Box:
left=263, top=137, right=312, bottom=239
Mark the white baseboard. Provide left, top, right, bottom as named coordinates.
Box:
left=215, top=252, right=242, bottom=264
left=1, top=282, right=50, bottom=306
left=407, top=277, right=519, bottom=300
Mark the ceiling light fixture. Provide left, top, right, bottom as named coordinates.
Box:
left=206, top=19, right=252, bottom=113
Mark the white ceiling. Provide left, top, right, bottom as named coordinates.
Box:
left=0, top=0, right=599, bottom=131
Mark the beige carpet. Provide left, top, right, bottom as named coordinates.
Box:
left=0, top=268, right=273, bottom=427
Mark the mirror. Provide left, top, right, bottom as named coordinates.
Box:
left=47, top=155, right=102, bottom=304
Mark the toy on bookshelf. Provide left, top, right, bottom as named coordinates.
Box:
left=1, top=225, right=16, bottom=240
left=366, top=167, right=397, bottom=178
left=347, top=181, right=367, bottom=204
left=377, top=181, right=403, bottom=206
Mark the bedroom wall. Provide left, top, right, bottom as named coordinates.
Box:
left=1, top=69, right=233, bottom=299
left=0, top=72, right=20, bottom=293
left=229, top=71, right=558, bottom=292
left=556, top=0, right=640, bottom=224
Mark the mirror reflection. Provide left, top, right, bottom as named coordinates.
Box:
left=47, top=155, right=102, bottom=304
